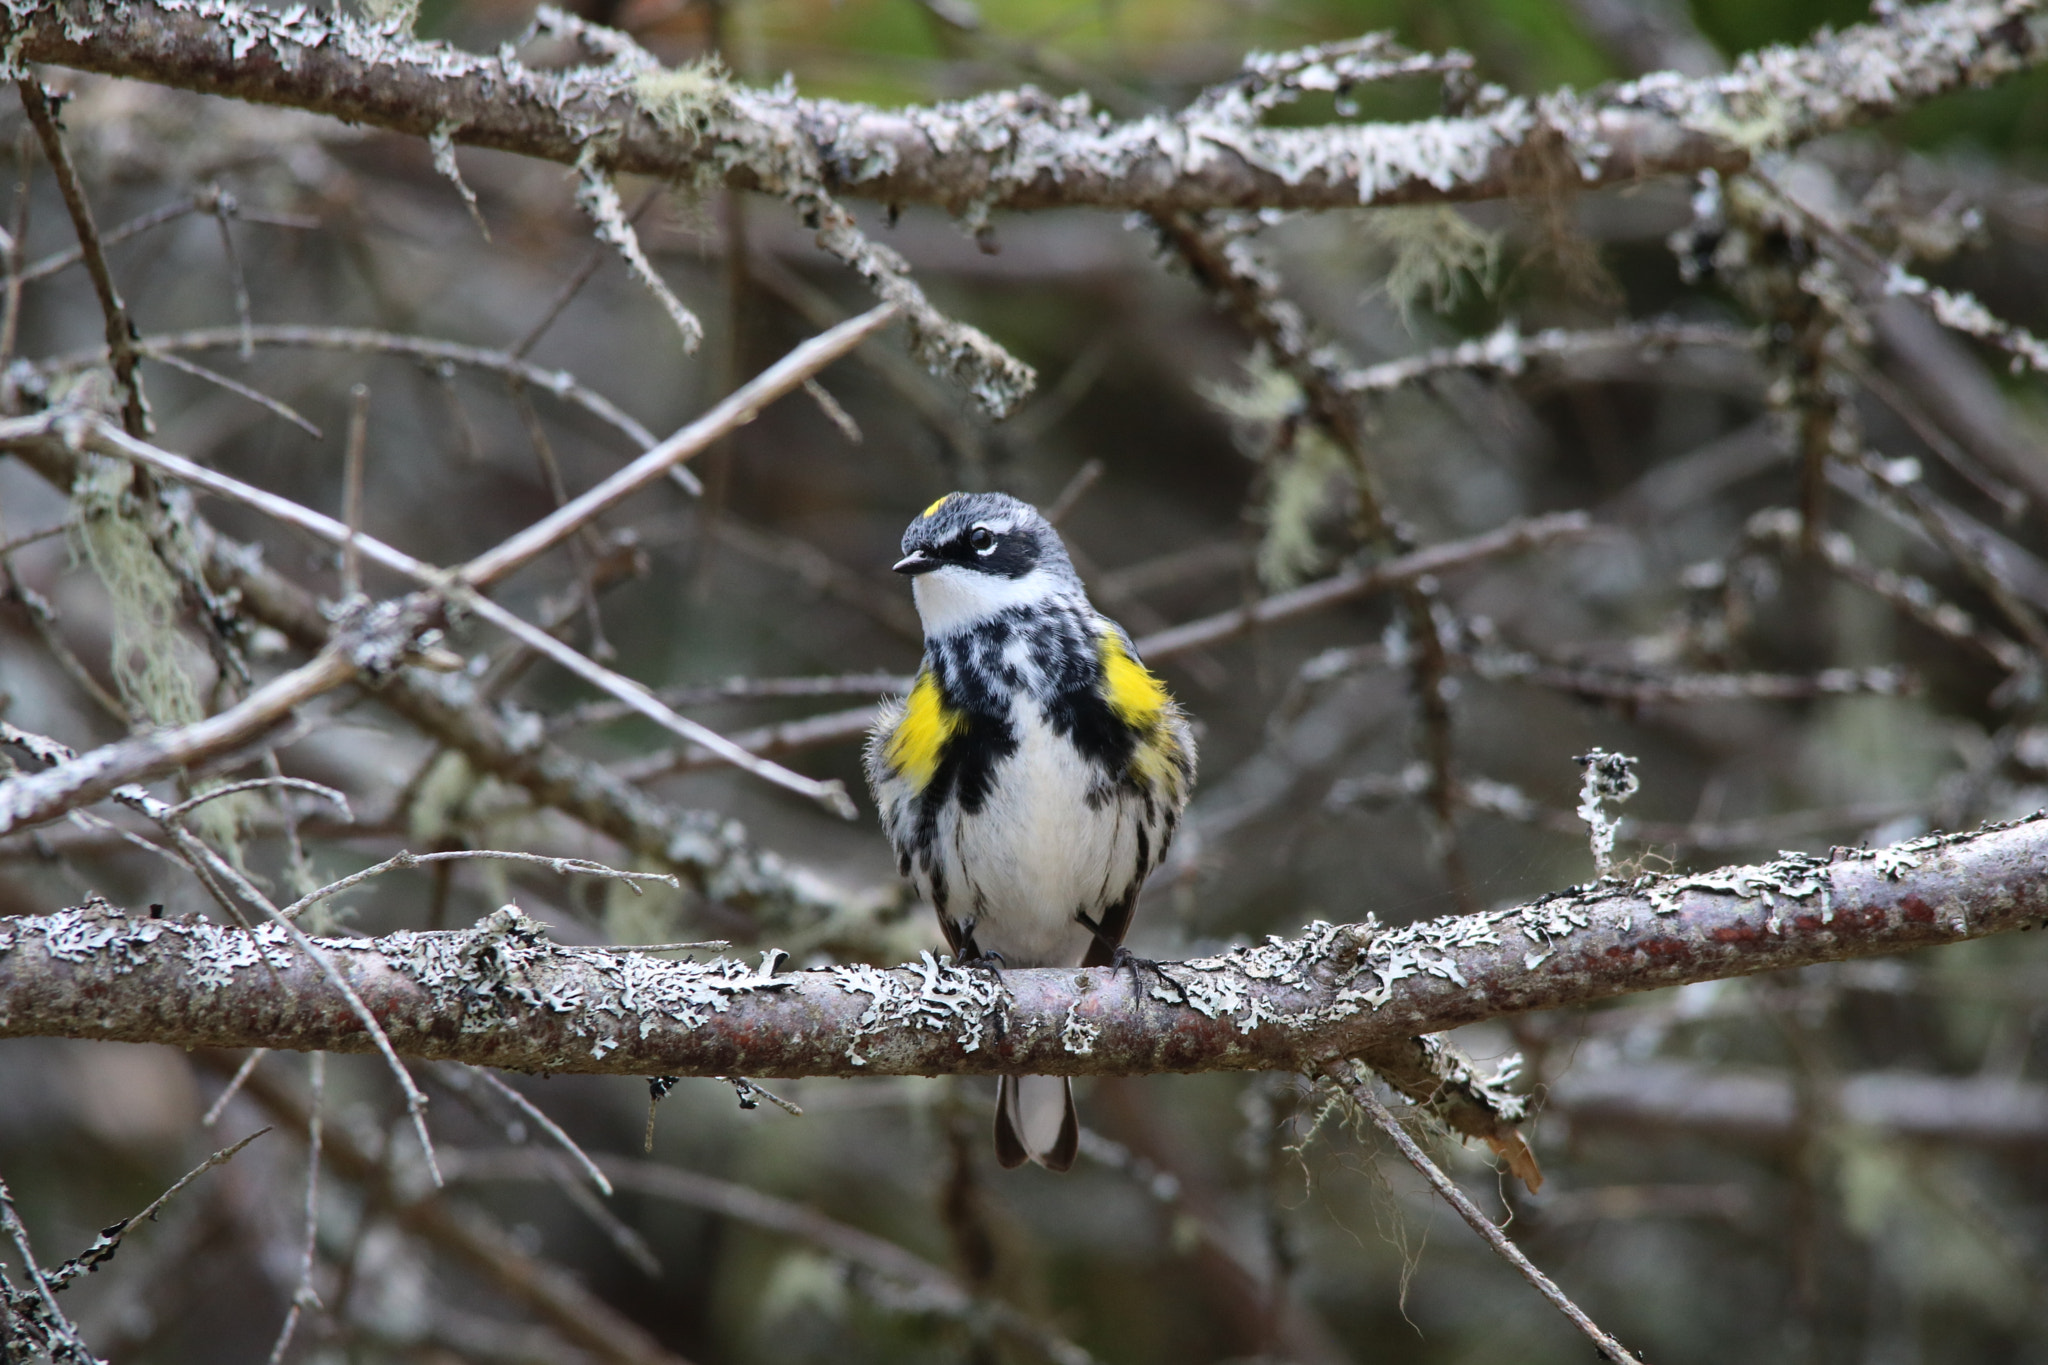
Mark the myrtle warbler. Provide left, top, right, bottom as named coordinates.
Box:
left=865, top=492, right=1197, bottom=1171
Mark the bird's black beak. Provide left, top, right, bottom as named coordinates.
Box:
left=893, top=550, right=940, bottom=576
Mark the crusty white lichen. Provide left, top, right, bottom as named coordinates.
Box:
left=1883, top=262, right=2048, bottom=374
left=573, top=155, right=703, bottom=353
left=1637, top=851, right=1831, bottom=933
left=1060, top=1000, right=1101, bottom=1056
left=1577, top=748, right=1640, bottom=879
left=828, top=952, right=1007, bottom=1066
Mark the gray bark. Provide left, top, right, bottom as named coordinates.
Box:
left=3, top=816, right=2041, bottom=1078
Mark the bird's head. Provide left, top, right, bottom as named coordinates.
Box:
left=893, top=492, right=1083, bottom=638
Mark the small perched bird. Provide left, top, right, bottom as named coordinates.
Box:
left=866, top=492, right=1196, bottom=1171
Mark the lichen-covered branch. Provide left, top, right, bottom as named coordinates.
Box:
left=5, top=816, right=2042, bottom=1078
left=1, top=0, right=2033, bottom=218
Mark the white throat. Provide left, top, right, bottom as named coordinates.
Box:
left=912, top=564, right=1070, bottom=638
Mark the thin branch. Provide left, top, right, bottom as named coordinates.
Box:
left=277, top=848, right=678, bottom=923
left=264, top=1053, right=323, bottom=1365
left=549, top=671, right=911, bottom=732
left=161, top=776, right=352, bottom=826
left=1328, top=1064, right=1644, bottom=1364
left=0, top=649, right=363, bottom=836
left=1137, top=512, right=1593, bottom=659
left=461, top=302, right=898, bottom=588
left=340, top=382, right=369, bottom=600
left=0, top=519, right=65, bottom=558
left=514, top=186, right=659, bottom=360
left=35, top=324, right=669, bottom=465
left=203, top=1048, right=268, bottom=1126
left=17, top=77, right=147, bottom=436
left=0, top=1173, right=101, bottom=1365
left=142, top=349, right=320, bottom=436
left=223, top=1058, right=693, bottom=1365
left=43, top=1126, right=270, bottom=1290
left=68, top=415, right=859, bottom=815
left=471, top=1069, right=613, bottom=1197
left=451, top=1150, right=1100, bottom=1365
left=12, top=184, right=315, bottom=288
left=5, top=814, right=2043, bottom=1078
left=1338, top=319, right=1754, bottom=394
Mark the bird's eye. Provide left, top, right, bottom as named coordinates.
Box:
left=969, top=526, right=997, bottom=554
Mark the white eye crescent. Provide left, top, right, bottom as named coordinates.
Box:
left=969, top=526, right=996, bottom=554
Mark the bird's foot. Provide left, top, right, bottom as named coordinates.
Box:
left=1075, top=910, right=1188, bottom=1004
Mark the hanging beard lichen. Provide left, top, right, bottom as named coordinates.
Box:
left=70, top=457, right=251, bottom=858
left=1201, top=353, right=1362, bottom=589
left=1359, top=205, right=1500, bottom=330
left=71, top=458, right=204, bottom=732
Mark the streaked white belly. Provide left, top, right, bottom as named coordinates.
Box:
left=938, top=703, right=1143, bottom=968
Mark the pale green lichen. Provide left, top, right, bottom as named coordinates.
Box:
left=70, top=459, right=255, bottom=858
left=1200, top=355, right=1358, bottom=589
left=70, top=458, right=203, bottom=732
left=1359, top=205, right=1500, bottom=328
left=358, top=0, right=420, bottom=37
left=631, top=57, right=733, bottom=140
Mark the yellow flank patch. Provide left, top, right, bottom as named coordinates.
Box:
left=1098, top=630, right=1170, bottom=729
left=921, top=494, right=951, bottom=519
left=1131, top=729, right=1186, bottom=795
left=885, top=671, right=960, bottom=791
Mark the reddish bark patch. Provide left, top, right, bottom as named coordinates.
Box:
left=1710, top=919, right=1765, bottom=945
left=1901, top=895, right=1936, bottom=923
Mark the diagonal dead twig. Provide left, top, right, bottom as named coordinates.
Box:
left=1326, top=1062, right=1644, bottom=1364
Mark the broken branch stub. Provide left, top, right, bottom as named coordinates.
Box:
left=2, top=816, right=2043, bottom=1078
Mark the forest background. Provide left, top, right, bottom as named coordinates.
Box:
left=5, top=0, right=2048, bottom=1360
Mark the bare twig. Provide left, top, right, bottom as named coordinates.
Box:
left=162, top=776, right=352, bottom=826
left=461, top=303, right=898, bottom=588
left=1326, top=1064, right=1645, bottom=1364
left=549, top=671, right=911, bottom=732
left=452, top=1150, right=1100, bottom=1365
left=203, top=1048, right=268, bottom=1126
left=514, top=187, right=660, bottom=360
left=17, top=77, right=147, bottom=436
left=44, top=1126, right=270, bottom=1290
left=0, top=650, right=362, bottom=836
left=264, top=1053, right=324, bottom=1365
left=0, top=1173, right=103, bottom=1365
left=143, top=349, right=320, bottom=436
left=472, top=1069, right=613, bottom=1197
left=36, top=325, right=670, bottom=465
left=0, top=518, right=68, bottom=558
left=277, top=848, right=678, bottom=922
left=340, top=383, right=370, bottom=600
left=1137, top=512, right=1594, bottom=659
left=221, top=1058, right=692, bottom=1365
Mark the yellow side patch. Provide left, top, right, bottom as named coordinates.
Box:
left=885, top=671, right=960, bottom=791
left=1098, top=630, right=1170, bottom=729
left=921, top=494, right=951, bottom=519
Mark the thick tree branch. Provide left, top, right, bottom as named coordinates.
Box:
left=4, top=816, right=2042, bottom=1077
left=1, top=0, right=2034, bottom=216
